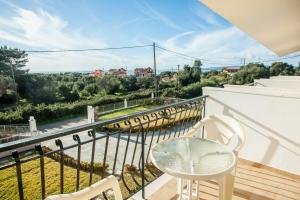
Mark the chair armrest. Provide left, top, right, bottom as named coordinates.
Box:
left=45, top=175, right=122, bottom=200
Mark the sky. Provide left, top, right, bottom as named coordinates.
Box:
left=0, top=0, right=299, bottom=72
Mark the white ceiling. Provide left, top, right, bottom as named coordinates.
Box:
left=201, top=0, right=300, bottom=56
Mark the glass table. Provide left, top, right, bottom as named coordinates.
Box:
left=150, top=137, right=236, bottom=200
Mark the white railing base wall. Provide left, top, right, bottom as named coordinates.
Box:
left=203, top=86, right=300, bottom=175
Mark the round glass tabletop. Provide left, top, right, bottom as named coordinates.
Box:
left=150, top=137, right=236, bottom=179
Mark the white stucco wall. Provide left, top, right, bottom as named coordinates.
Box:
left=224, top=84, right=300, bottom=94
left=203, top=86, right=300, bottom=175
left=254, top=78, right=300, bottom=90
left=270, top=75, right=300, bottom=80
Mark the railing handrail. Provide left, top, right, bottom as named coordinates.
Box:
left=0, top=95, right=207, bottom=152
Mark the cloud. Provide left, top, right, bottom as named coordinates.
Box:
left=190, top=3, right=224, bottom=28
left=136, top=1, right=185, bottom=31
left=0, top=3, right=297, bottom=72
left=0, top=6, right=134, bottom=71
left=156, top=27, right=274, bottom=67
left=0, top=5, right=157, bottom=72
left=0, top=7, right=106, bottom=49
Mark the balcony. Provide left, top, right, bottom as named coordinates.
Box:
left=147, top=159, right=300, bottom=200
left=1, top=79, right=300, bottom=200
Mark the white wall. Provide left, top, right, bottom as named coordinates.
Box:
left=271, top=75, right=300, bottom=80
left=203, top=86, right=300, bottom=175
left=254, top=78, right=300, bottom=90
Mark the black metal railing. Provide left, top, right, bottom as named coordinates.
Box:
left=0, top=95, right=207, bottom=200
left=96, top=98, right=152, bottom=113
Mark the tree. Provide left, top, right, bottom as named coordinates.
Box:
left=96, top=76, right=121, bottom=94
left=56, top=83, right=80, bottom=102
left=162, top=88, right=177, bottom=97
left=191, top=59, right=202, bottom=82
left=16, top=74, right=58, bottom=104
left=0, top=46, right=28, bottom=76
left=178, top=65, right=191, bottom=86
left=269, top=62, right=295, bottom=76
left=178, top=60, right=202, bottom=86
left=136, top=77, right=154, bottom=89
left=0, top=75, right=17, bottom=104
left=120, top=76, right=138, bottom=92
left=231, top=63, right=269, bottom=85
left=296, top=66, right=300, bottom=76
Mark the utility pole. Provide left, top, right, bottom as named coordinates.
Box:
left=241, top=58, right=246, bottom=66
left=177, top=64, right=180, bottom=94
left=9, top=59, right=18, bottom=100
left=153, top=42, right=158, bottom=97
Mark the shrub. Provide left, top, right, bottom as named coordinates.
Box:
left=0, top=90, right=153, bottom=124
left=42, top=146, right=109, bottom=173
left=124, top=164, right=138, bottom=173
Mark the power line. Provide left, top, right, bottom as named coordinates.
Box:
left=156, top=45, right=240, bottom=66
left=25, top=44, right=152, bottom=53
left=255, top=54, right=300, bottom=63
left=24, top=42, right=300, bottom=65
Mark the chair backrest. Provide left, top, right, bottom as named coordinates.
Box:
left=199, top=115, right=245, bottom=152
left=45, top=175, right=123, bottom=200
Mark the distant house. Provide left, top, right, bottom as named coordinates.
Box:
left=89, top=69, right=105, bottom=78
left=134, top=67, right=153, bottom=77
left=108, top=68, right=127, bottom=78
left=223, top=67, right=239, bottom=73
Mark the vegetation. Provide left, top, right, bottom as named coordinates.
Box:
left=100, top=105, right=152, bottom=119
left=0, top=154, right=161, bottom=200
left=0, top=91, right=152, bottom=124
left=0, top=157, right=101, bottom=200
left=1, top=46, right=299, bottom=124
left=230, top=63, right=270, bottom=85
left=178, top=60, right=202, bottom=87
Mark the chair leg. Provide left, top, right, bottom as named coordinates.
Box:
left=177, top=178, right=182, bottom=195
left=195, top=180, right=199, bottom=200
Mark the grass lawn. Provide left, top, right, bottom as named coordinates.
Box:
left=102, top=106, right=202, bottom=132
left=0, top=157, right=160, bottom=200
left=0, top=157, right=101, bottom=200
left=100, top=105, right=153, bottom=119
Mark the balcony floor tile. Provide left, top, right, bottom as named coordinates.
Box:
left=148, top=159, right=300, bottom=200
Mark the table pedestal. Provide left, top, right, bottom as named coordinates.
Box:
left=176, top=175, right=235, bottom=200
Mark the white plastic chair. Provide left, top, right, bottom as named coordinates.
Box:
left=45, top=175, right=123, bottom=200
left=182, top=114, right=245, bottom=200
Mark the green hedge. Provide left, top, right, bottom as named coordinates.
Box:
left=0, top=90, right=153, bottom=124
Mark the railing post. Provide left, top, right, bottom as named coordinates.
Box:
left=88, top=129, right=96, bottom=186
left=35, top=145, right=46, bottom=199
left=12, top=151, right=24, bottom=200
left=151, top=92, right=154, bottom=102
left=29, top=116, right=37, bottom=135
left=55, top=139, right=64, bottom=194
left=141, top=122, right=145, bottom=199
left=124, top=99, right=128, bottom=108
left=202, top=97, right=206, bottom=138
left=87, top=106, right=95, bottom=123
left=73, top=134, right=82, bottom=191
left=135, top=117, right=146, bottom=199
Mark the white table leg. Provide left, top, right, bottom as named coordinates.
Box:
left=219, top=172, right=235, bottom=200
left=188, top=180, right=193, bottom=200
